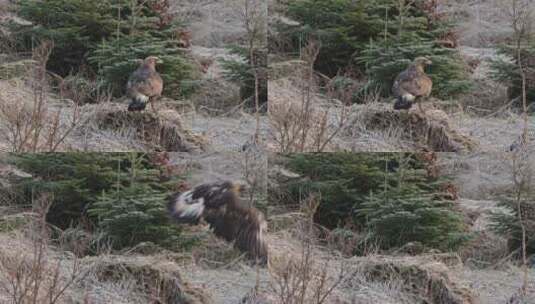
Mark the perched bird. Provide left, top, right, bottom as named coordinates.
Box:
left=167, top=180, right=268, bottom=265
left=126, top=56, right=163, bottom=112
left=392, top=57, right=433, bottom=113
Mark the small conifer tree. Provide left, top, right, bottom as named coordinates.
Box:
left=9, top=153, right=190, bottom=251
left=281, top=153, right=469, bottom=251
left=278, top=0, right=471, bottom=101
left=12, top=0, right=198, bottom=100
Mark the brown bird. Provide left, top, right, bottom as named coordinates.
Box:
left=392, top=57, right=433, bottom=113
left=126, top=56, right=163, bottom=112
left=167, top=180, right=268, bottom=265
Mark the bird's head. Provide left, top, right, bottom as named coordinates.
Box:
left=144, top=56, right=162, bottom=67
left=414, top=57, right=432, bottom=67
left=222, top=181, right=246, bottom=195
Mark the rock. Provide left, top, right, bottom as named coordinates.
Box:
left=88, top=255, right=212, bottom=304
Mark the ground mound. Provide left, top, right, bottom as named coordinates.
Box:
left=96, top=104, right=207, bottom=152
left=87, top=255, right=212, bottom=304
left=359, top=101, right=478, bottom=152
left=360, top=256, right=476, bottom=304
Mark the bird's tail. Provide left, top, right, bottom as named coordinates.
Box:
left=167, top=191, right=204, bottom=224
left=393, top=94, right=415, bottom=110
left=127, top=93, right=149, bottom=111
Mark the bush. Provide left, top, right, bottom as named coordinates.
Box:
left=10, top=153, right=120, bottom=228
left=14, top=0, right=121, bottom=75
left=221, top=46, right=268, bottom=112
left=357, top=41, right=471, bottom=100
left=357, top=171, right=468, bottom=251
left=283, top=153, right=384, bottom=228
left=87, top=181, right=186, bottom=250
left=9, top=153, right=190, bottom=251
left=491, top=197, right=535, bottom=256
left=278, top=0, right=471, bottom=100
left=281, top=0, right=382, bottom=75
left=490, top=44, right=535, bottom=110
left=88, top=34, right=197, bottom=98
left=281, top=153, right=469, bottom=251
left=12, top=0, right=199, bottom=100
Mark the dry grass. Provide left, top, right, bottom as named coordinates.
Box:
left=0, top=42, right=82, bottom=152
left=266, top=213, right=478, bottom=304
left=268, top=40, right=356, bottom=153
left=0, top=194, right=87, bottom=304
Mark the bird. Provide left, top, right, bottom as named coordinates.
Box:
left=392, top=57, right=433, bottom=114
left=126, top=56, right=163, bottom=112
left=167, top=180, right=268, bottom=265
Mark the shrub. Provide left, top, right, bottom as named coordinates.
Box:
left=10, top=153, right=120, bottom=228
left=357, top=171, right=468, bottom=251
left=491, top=196, right=535, bottom=256
left=12, top=0, right=198, bottom=100
left=278, top=0, right=471, bottom=100
left=88, top=34, right=197, bottom=98
left=281, top=0, right=382, bottom=75
left=87, top=181, right=186, bottom=250
left=490, top=44, right=535, bottom=110
left=8, top=153, right=190, bottom=251
left=283, top=153, right=384, bottom=228
left=357, top=41, right=471, bottom=100
left=221, top=46, right=268, bottom=112
left=281, top=153, right=468, bottom=251
left=13, top=0, right=121, bottom=75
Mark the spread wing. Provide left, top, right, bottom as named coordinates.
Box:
left=167, top=181, right=233, bottom=223
left=167, top=189, right=205, bottom=224
left=190, top=182, right=235, bottom=209
left=203, top=203, right=268, bottom=265
left=167, top=181, right=268, bottom=265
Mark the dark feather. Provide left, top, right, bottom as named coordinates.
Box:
left=127, top=98, right=147, bottom=111
left=393, top=97, right=413, bottom=110
left=167, top=181, right=268, bottom=265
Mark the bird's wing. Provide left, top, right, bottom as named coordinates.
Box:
left=127, top=69, right=163, bottom=97
left=394, top=71, right=432, bottom=97
left=191, top=182, right=236, bottom=209
left=392, top=71, right=409, bottom=97
left=204, top=203, right=268, bottom=264
left=167, top=190, right=205, bottom=223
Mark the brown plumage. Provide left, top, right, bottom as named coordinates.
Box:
left=392, top=57, right=433, bottom=112
left=167, top=181, right=268, bottom=265
left=126, top=56, right=163, bottom=112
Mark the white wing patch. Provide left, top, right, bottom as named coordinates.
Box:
left=402, top=93, right=416, bottom=102
left=172, top=190, right=205, bottom=221
left=134, top=93, right=150, bottom=103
